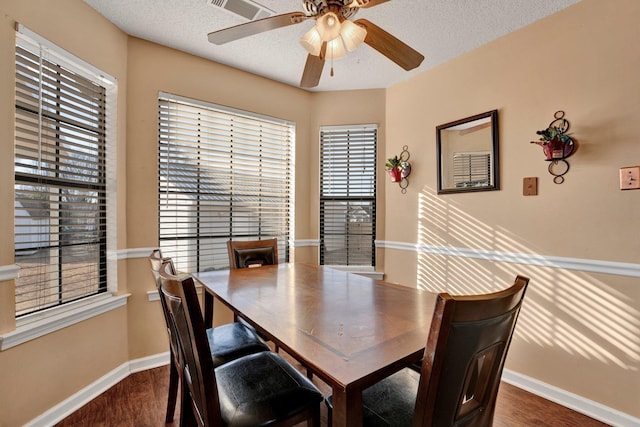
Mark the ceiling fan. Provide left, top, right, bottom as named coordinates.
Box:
left=207, top=0, right=425, bottom=88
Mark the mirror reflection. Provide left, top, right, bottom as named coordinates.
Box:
left=436, top=110, right=499, bottom=194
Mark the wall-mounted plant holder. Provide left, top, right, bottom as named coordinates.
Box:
left=386, top=145, right=411, bottom=194
left=530, top=111, right=577, bottom=184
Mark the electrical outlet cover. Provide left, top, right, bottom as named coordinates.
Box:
left=523, top=177, right=538, bottom=196
left=620, top=167, right=640, bottom=190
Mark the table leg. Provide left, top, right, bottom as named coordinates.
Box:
left=331, top=387, right=362, bottom=427
left=203, top=291, right=214, bottom=328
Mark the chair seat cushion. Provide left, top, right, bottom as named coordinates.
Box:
left=326, top=368, right=419, bottom=427
left=208, top=322, right=270, bottom=368
left=216, top=351, right=323, bottom=426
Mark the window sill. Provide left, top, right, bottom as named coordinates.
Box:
left=324, top=265, right=384, bottom=280
left=0, top=293, right=130, bottom=351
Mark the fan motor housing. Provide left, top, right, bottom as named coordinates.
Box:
left=302, top=0, right=359, bottom=19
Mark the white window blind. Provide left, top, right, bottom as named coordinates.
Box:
left=320, top=125, right=377, bottom=266
left=453, top=152, right=492, bottom=188
left=158, top=93, right=293, bottom=272
left=14, top=30, right=112, bottom=317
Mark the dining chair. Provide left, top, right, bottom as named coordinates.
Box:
left=148, top=249, right=270, bottom=423
left=157, top=261, right=323, bottom=427
left=225, top=238, right=316, bottom=378
left=226, top=238, right=280, bottom=348
left=226, top=237, right=279, bottom=269
left=326, top=275, right=530, bottom=427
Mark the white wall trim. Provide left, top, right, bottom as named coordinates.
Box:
left=155, top=238, right=639, bottom=278
left=0, top=264, right=20, bottom=281
left=502, top=369, right=640, bottom=427
left=24, top=352, right=170, bottom=427
left=129, top=351, right=171, bottom=374
left=0, top=294, right=130, bottom=351
left=292, top=239, right=319, bottom=247
left=116, top=247, right=157, bottom=260
left=147, top=289, right=160, bottom=302
left=377, top=240, right=640, bottom=278
left=122, top=242, right=318, bottom=257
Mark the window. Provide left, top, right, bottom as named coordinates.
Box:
left=158, top=93, right=293, bottom=272
left=320, top=125, right=377, bottom=266
left=14, top=27, right=115, bottom=317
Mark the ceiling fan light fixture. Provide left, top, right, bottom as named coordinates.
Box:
left=316, top=12, right=341, bottom=41
left=300, top=26, right=322, bottom=56
left=340, top=20, right=366, bottom=51
left=326, top=37, right=347, bottom=60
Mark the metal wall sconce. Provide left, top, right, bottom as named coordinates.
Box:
left=530, top=111, right=576, bottom=184
left=385, top=145, right=411, bottom=194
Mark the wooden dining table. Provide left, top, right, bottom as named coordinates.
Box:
left=194, top=262, right=437, bottom=427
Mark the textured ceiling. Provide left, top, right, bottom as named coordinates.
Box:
left=84, top=0, right=581, bottom=92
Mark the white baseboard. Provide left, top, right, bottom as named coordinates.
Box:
left=502, top=369, right=640, bottom=427
left=24, top=353, right=638, bottom=427
left=25, top=352, right=170, bottom=427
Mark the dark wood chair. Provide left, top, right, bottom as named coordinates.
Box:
left=226, top=238, right=278, bottom=269
left=326, top=275, right=530, bottom=427
left=157, top=261, right=323, bottom=427
left=225, top=238, right=316, bottom=379
left=226, top=238, right=281, bottom=350
left=148, top=249, right=270, bottom=423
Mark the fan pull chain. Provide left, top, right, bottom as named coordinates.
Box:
left=330, top=42, right=335, bottom=77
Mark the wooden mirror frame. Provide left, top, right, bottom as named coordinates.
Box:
left=436, top=110, right=499, bottom=194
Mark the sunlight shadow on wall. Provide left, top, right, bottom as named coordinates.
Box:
left=417, top=186, right=640, bottom=371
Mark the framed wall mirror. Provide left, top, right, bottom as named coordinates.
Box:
left=436, top=109, right=499, bottom=194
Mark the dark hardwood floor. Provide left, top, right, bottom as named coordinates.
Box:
left=55, top=360, right=610, bottom=427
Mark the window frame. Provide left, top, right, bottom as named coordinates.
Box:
left=2, top=25, right=119, bottom=348
left=319, top=124, right=377, bottom=267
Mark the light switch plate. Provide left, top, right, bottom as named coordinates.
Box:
left=523, top=177, right=538, bottom=196
left=620, top=167, right=640, bottom=190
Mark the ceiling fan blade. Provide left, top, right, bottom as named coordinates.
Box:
left=300, top=43, right=327, bottom=88
left=354, top=0, right=392, bottom=8
left=355, top=19, right=424, bottom=71
left=208, top=12, right=308, bottom=45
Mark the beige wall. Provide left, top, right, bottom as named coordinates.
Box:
left=384, top=0, right=640, bottom=417
left=123, top=36, right=310, bottom=359
left=125, top=37, right=314, bottom=249
left=0, top=1, right=385, bottom=425
left=0, top=1, right=131, bottom=426
left=303, top=89, right=387, bottom=264
left=1, top=0, right=639, bottom=425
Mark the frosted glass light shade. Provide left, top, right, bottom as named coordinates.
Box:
left=300, top=26, right=322, bottom=56
left=316, top=12, right=341, bottom=41
left=340, top=20, right=367, bottom=51
left=326, top=37, right=347, bottom=60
